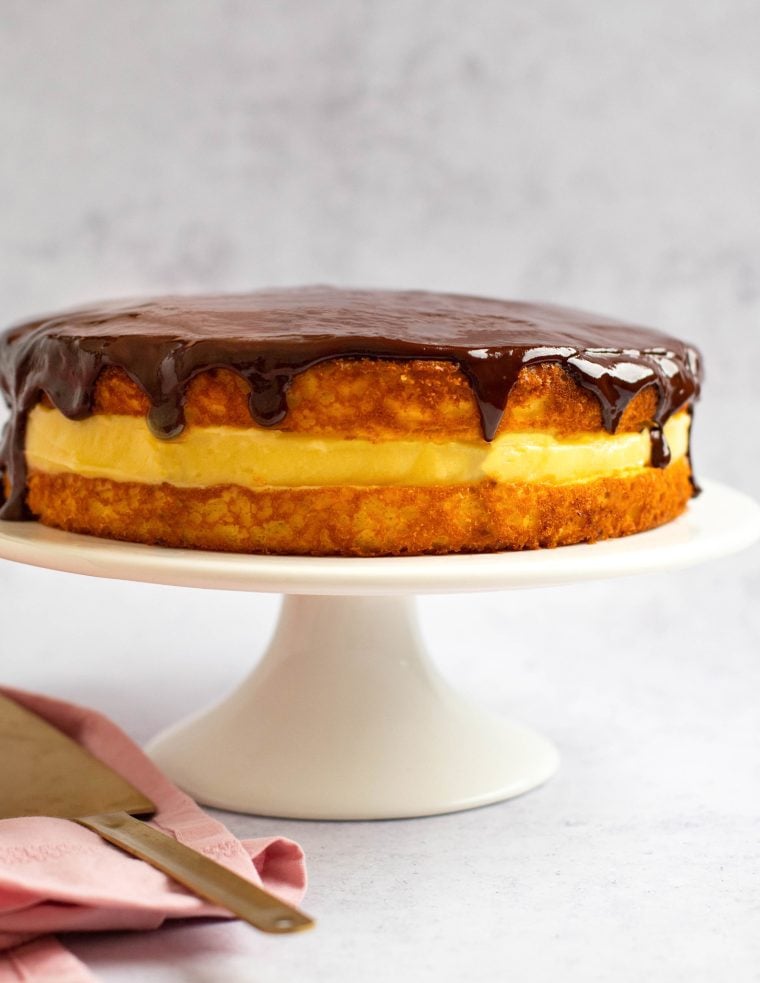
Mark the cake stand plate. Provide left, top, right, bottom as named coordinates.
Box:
left=0, top=480, right=758, bottom=820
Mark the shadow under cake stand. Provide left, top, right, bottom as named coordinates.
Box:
left=0, top=479, right=758, bottom=820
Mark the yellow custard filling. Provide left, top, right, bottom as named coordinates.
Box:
left=25, top=405, right=690, bottom=488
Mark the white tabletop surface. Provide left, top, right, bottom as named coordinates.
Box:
left=1, top=535, right=758, bottom=982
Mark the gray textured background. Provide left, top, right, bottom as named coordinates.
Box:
left=0, top=3, right=759, bottom=981
left=2, top=0, right=759, bottom=492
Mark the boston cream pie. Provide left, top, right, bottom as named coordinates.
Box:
left=0, top=287, right=702, bottom=555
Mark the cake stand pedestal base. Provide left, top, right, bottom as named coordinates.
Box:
left=146, top=595, right=558, bottom=820
left=1, top=480, right=758, bottom=821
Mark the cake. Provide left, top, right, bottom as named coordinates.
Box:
left=0, top=287, right=702, bottom=556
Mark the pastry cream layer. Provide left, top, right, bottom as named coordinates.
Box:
left=25, top=405, right=690, bottom=488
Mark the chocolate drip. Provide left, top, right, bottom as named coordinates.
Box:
left=0, top=287, right=702, bottom=520
left=649, top=424, right=672, bottom=469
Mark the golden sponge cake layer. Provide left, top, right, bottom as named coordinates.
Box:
left=90, top=361, right=661, bottom=439
left=26, top=460, right=694, bottom=556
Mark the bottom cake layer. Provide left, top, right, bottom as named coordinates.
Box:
left=26, top=460, right=694, bottom=556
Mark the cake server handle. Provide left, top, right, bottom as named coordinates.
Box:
left=78, top=811, right=313, bottom=934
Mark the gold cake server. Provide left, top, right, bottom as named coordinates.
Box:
left=0, top=693, right=313, bottom=934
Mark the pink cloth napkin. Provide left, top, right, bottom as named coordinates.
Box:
left=0, top=686, right=307, bottom=982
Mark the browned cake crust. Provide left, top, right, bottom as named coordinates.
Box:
left=87, top=361, right=658, bottom=439
left=26, top=458, right=694, bottom=557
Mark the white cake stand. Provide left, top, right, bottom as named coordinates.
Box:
left=0, top=479, right=758, bottom=820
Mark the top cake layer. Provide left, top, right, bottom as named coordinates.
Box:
left=0, top=286, right=702, bottom=520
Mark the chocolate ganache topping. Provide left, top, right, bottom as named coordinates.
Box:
left=0, top=286, right=702, bottom=520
